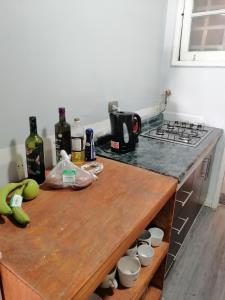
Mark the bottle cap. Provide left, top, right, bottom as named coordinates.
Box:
left=59, top=107, right=65, bottom=114
left=86, top=128, right=94, bottom=135
left=74, top=117, right=80, bottom=122
left=29, top=116, right=37, bottom=126
left=29, top=116, right=37, bottom=133
left=29, top=116, right=36, bottom=122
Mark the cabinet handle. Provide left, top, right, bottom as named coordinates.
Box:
left=168, top=253, right=176, bottom=260
left=205, top=157, right=211, bottom=179
left=176, top=190, right=193, bottom=207
left=172, top=216, right=189, bottom=235
left=201, top=158, right=210, bottom=179
left=174, top=241, right=182, bottom=246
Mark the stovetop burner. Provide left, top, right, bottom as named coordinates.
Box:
left=141, top=120, right=213, bottom=147
left=156, top=127, right=165, bottom=135
left=179, top=132, right=191, bottom=143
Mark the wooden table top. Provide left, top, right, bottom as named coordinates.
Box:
left=0, top=157, right=177, bottom=300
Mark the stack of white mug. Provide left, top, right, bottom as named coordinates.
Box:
left=98, top=227, right=164, bottom=291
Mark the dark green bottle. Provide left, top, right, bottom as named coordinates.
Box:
left=25, top=116, right=45, bottom=184
left=55, top=107, right=71, bottom=162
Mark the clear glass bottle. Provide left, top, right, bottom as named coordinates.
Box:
left=71, top=118, right=85, bottom=164
left=55, top=107, right=71, bottom=162
left=25, top=116, right=45, bottom=184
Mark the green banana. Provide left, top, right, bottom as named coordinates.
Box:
left=0, top=182, right=24, bottom=215
left=0, top=178, right=39, bottom=216
left=10, top=185, right=30, bottom=226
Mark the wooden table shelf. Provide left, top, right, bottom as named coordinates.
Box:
left=143, top=286, right=162, bottom=300
left=99, top=242, right=169, bottom=300
left=0, top=158, right=177, bottom=300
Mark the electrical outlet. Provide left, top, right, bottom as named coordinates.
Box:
left=108, top=101, right=119, bottom=113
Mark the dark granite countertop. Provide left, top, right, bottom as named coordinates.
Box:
left=96, top=119, right=223, bottom=183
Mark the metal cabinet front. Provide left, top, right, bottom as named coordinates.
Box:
left=166, top=152, right=214, bottom=275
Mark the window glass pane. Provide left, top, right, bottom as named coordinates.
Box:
left=206, top=28, right=224, bottom=47
left=208, top=14, right=225, bottom=25
left=193, top=0, right=225, bottom=12
left=190, top=30, right=204, bottom=49
left=189, top=14, right=225, bottom=51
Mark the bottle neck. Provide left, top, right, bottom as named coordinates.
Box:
left=59, top=113, right=66, bottom=123
left=30, top=125, right=37, bottom=135
left=29, top=118, right=37, bottom=135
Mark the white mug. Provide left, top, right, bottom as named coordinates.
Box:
left=149, top=227, right=164, bottom=247
left=126, top=240, right=138, bottom=256
left=100, top=266, right=118, bottom=289
left=117, top=256, right=141, bottom=288
left=137, top=244, right=154, bottom=266
left=138, top=230, right=151, bottom=246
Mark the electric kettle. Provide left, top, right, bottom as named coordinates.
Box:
left=109, top=111, right=142, bottom=153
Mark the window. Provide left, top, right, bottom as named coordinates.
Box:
left=172, top=0, right=225, bottom=66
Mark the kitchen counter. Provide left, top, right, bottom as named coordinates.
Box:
left=0, top=157, right=177, bottom=300
left=96, top=124, right=223, bottom=183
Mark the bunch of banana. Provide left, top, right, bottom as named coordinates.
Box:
left=0, top=179, right=39, bottom=226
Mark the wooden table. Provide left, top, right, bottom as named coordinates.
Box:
left=0, top=157, right=177, bottom=300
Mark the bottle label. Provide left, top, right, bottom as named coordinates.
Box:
left=72, top=137, right=83, bottom=152
left=85, top=141, right=96, bottom=161
left=26, top=145, right=44, bottom=176
left=10, top=194, right=23, bottom=208
left=55, top=131, right=71, bottom=162
left=62, top=170, right=76, bottom=184
left=55, top=135, right=63, bottom=161
left=111, top=140, right=120, bottom=149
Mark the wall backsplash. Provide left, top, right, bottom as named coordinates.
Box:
left=0, top=105, right=162, bottom=186
left=0, top=0, right=167, bottom=150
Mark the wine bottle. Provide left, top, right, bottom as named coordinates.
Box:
left=25, top=116, right=45, bottom=184
left=55, top=107, right=71, bottom=162
left=71, top=118, right=85, bottom=164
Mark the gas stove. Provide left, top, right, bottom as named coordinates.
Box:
left=141, top=120, right=213, bottom=147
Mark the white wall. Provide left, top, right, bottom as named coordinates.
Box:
left=161, top=0, right=225, bottom=130
left=0, top=0, right=167, bottom=149
left=0, top=0, right=168, bottom=185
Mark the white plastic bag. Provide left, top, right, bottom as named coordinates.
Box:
left=45, top=150, right=96, bottom=189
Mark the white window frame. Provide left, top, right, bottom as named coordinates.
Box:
left=172, top=0, right=225, bottom=67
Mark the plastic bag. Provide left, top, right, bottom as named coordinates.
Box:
left=45, top=150, right=96, bottom=189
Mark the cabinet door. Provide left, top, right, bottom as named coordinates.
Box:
left=174, top=172, right=194, bottom=218
left=188, top=162, right=204, bottom=221
left=166, top=149, right=215, bottom=275
left=167, top=175, right=195, bottom=272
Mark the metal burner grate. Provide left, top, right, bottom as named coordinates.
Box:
left=141, top=120, right=213, bottom=147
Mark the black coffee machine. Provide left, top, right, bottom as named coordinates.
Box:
left=109, top=111, right=142, bottom=153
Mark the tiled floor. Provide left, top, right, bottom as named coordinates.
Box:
left=163, top=205, right=225, bottom=300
